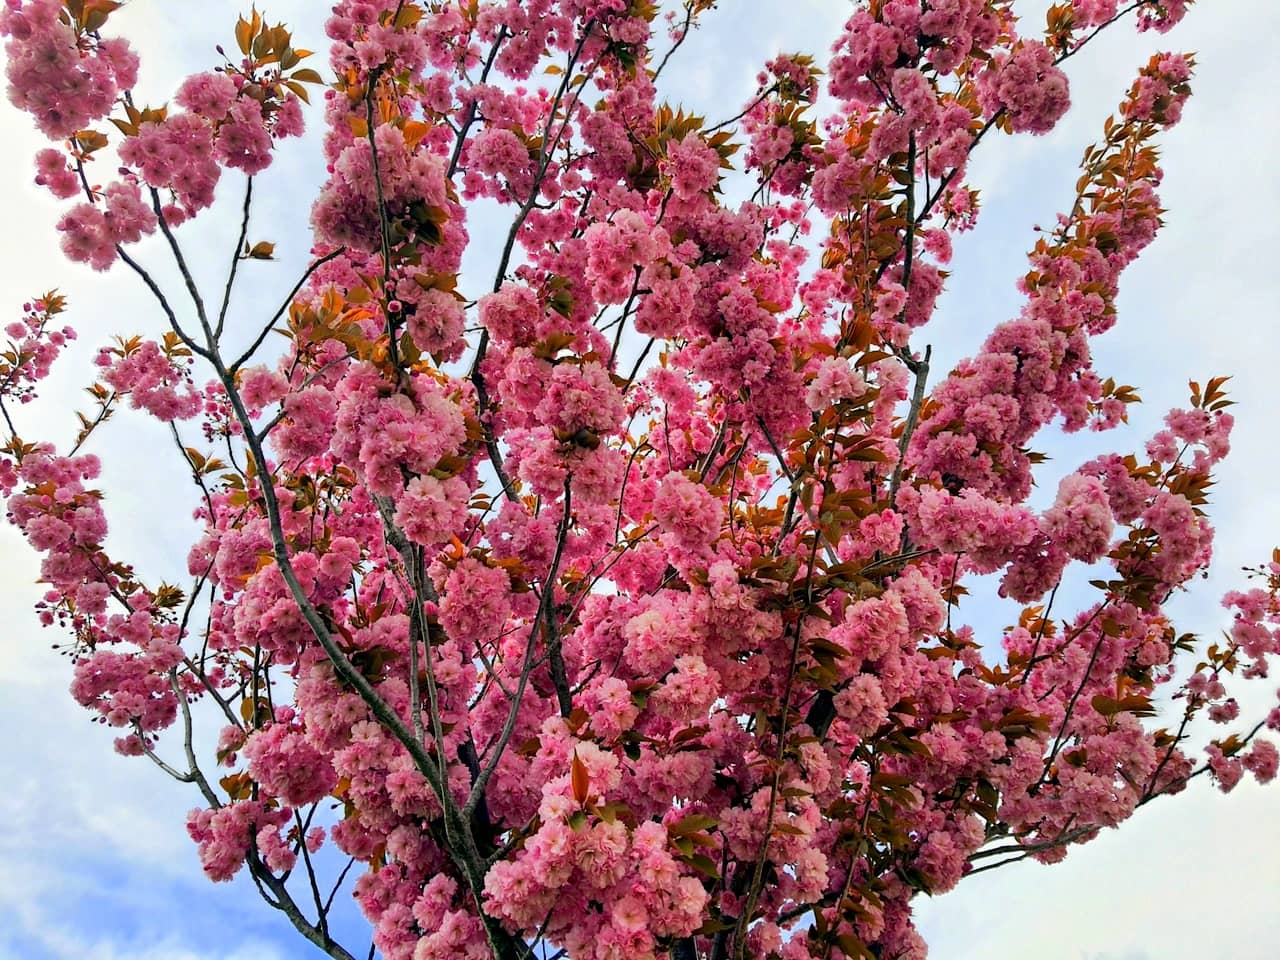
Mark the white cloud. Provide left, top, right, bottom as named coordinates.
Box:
left=0, top=837, right=291, bottom=960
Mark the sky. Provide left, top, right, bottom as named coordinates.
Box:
left=1, top=2, right=1277, bottom=959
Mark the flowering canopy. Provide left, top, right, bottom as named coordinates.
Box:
left=2, top=1, right=1278, bottom=959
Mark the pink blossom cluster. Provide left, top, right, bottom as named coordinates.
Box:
left=483, top=806, right=710, bottom=959
left=4, top=1, right=310, bottom=273
left=118, top=113, right=223, bottom=216
left=976, top=42, right=1071, bottom=134
left=186, top=800, right=292, bottom=881
left=0, top=295, right=75, bottom=405
left=312, top=124, right=463, bottom=268
left=243, top=714, right=339, bottom=807
left=56, top=180, right=157, bottom=271
left=4, top=444, right=191, bottom=756
left=97, top=337, right=201, bottom=421
left=33, top=146, right=79, bottom=198
left=0, top=0, right=137, bottom=139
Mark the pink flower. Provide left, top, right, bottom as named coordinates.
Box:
left=175, top=71, right=237, bottom=118
left=395, top=474, right=470, bottom=546
left=99, top=340, right=201, bottom=420
left=976, top=42, right=1071, bottom=135
left=243, top=722, right=338, bottom=806
left=238, top=365, right=289, bottom=412
left=1043, top=473, right=1113, bottom=562
left=216, top=98, right=274, bottom=174
left=834, top=674, right=889, bottom=738
left=652, top=473, right=721, bottom=553
left=663, top=132, right=721, bottom=200
left=1243, top=740, right=1279, bottom=784
left=33, top=147, right=79, bottom=198
left=535, top=361, right=626, bottom=437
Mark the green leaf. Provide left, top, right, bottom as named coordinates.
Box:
left=669, top=813, right=718, bottom=836
left=682, top=853, right=719, bottom=879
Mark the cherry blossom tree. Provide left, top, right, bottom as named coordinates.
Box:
left=2, top=1, right=1277, bottom=958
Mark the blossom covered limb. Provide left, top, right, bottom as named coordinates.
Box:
left=4, top=2, right=1279, bottom=959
